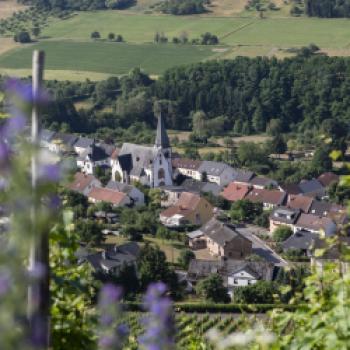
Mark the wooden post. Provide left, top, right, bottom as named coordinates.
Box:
left=28, top=50, right=50, bottom=349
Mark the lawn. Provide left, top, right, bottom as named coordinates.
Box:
left=0, top=41, right=216, bottom=75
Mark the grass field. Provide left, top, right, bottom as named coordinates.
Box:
left=0, top=41, right=216, bottom=75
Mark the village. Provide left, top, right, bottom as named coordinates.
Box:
left=31, top=114, right=350, bottom=302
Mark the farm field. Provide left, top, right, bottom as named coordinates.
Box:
left=0, top=41, right=216, bottom=75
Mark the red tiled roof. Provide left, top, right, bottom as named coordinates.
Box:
left=296, top=213, right=334, bottom=231
left=172, top=158, right=202, bottom=170
left=287, top=195, right=313, bottom=213
left=68, top=172, right=98, bottom=193
left=245, top=188, right=286, bottom=206
left=221, top=182, right=251, bottom=202
left=88, top=187, right=127, bottom=205
left=317, top=172, right=339, bottom=187
left=160, top=206, right=192, bottom=218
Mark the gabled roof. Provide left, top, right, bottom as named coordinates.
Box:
left=198, top=161, right=231, bottom=176
left=224, top=260, right=275, bottom=280
left=309, top=200, right=334, bottom=217
left=106, top=180, right=138, bottom=195
left=68, top=172, right=100, bottom=193
left=99, top=143, right=116, bottom=157
left=270, top=206, right=301, bottom=225
left=317, top=172, right=339, bottom=187
left=299, top=179, right=324, bottom=195
left=187, top=259, right=220, bottom=279
left=180, top=179, right=221, bottom=196
left=172, top=158, right=202, bottom=170
left=74, top=137, right=94, bottom=149
left=296, top=213, right=335, bottom=232
left=155, top=113, right=170, bottom=148
left=52, top=132, right=78, bottom=147
left=221, top=182, right=251, bottom=202
left=233, top=169, right=255, bottom=183
left=80, top=143, right=109, bottom=162
left=40, top=129, right=56, bottom=143
left=282, top=230, right=319, bottom=251
left=287, top=195, right=313, bottom=213
left=245, top=188, right=286, bottom=206
left=88, top=187, right=128, bottom=205
left=250, top=176, right=277, bottom=188
left=279, top=183, right=302, bottom=195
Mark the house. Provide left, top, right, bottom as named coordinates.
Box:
left=172, top=158, right=202, bottom=180
left=317, top=172, right=339, bottom=188
left=282, top=230, right=320, bottom=256
left=39, top=129, right=56, bottom=149
left=160, top=185, right=185, bottom=207
left=187, top=259, right=275, bottom=298
left=88, top=187, right=131, bottom=207
left=279, top=183, right=303, bottom=196
left=197, top=161, right=236, bottom=186
left=68, top=172, right=102, bottom=196
left=298, top=179, right=325, bottom=198
left=245, top=188, right=287, bottom=210
left=112, top=114, right=173, bottom=188
left=84, top=242, right=140, bottom=275
left=202, top=219, right=252, bottom=258
left=106, top=180, right=145, bottom=206
left=77, top=142, right=111, bottom=175
left=287, top=194, right=313, bottom=213
left=220, top=182, right=251, bottom=202
left=249, top=176, right=278, bottom=190
left=294, top=213, right=336, bottom=236
left=49, top=132, right=78, bottom=154
left=269, top=207, right=301, bottom=233
left=180, top=178, right=222, bottom=196
left=74, top=137, right=95, bottom=156
left=233, top=169, right=255, bottom=185
left=159, top=192, right=213, bottom=227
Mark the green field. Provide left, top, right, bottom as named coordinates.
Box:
left=0, top=41, right=216, bottom=75
left=2, top=9, right=350, bottom=80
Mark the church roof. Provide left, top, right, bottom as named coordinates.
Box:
left=155, top=114, right=170, bottom=148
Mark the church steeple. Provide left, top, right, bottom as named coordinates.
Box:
left=155, top=112, right=170, bottom=149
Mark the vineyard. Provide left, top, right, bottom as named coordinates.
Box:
left=119, top=312, right=256, bottom=349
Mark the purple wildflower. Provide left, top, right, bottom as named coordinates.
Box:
left=2, top=112, right=27, bottom=138
left=48, top=195, right=61, bottom=211
left=28, top=262, right=47, bottom=280
left=38, top=164, right=61, bottom=183
left=139, top=282, right=175, bottom=350
left=100, top=283, right=123, bottom=305
left=0, top=140, right=11, bottom=170
left=0, top=269, right=11, bottom=296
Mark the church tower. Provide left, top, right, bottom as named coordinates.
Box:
left=153, top=113, right=173, bottom=187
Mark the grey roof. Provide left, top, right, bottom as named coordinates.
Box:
left=74, top=137, right=94, bottom=149
left=40, top=129, right=56, bottom=143
left=198, top=161, right=230, bottom=176
left=54, top=132, right=78, bottom=147
left=99, top=143, right=116, bottom=157
left=270, top=206, right=301, bottom=225
left=224, top=260, right=275, bottom=281
left=282, top=231, right=319, bottom=252
left=85, top=242, right=140, bottom=272
left=279, top=183, right=302, bottom=195
left=299, top=179, right=324, bottom=195
left=79, top=144, right=109, bottom=162
left=119, top=143, right=157, bottom=177
left=233, top=169, right=255, bottom=183
left=180, top=179, right=221, bottom=196
left=187, top=230, right=204, bottom=239
left=250, top=176, right=277, bottom=187
left=106, top=180, right=135, bottom=195
left=155, top=113, right=170, bottom=148
left=309, top=200, right=334, bottom=217
left=187, top=259, right=220, bottom=279
left=201, top=218, right=245, bottom=247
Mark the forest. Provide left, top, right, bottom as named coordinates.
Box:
left=305, top=0, right=350, bottom=17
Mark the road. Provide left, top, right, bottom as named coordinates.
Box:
left=236, top=226, right=289, bottom=267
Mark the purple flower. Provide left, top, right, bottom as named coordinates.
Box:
left=98, top=335, right=116, bottom=348
left=139, top=283, right=175, bottom=350
left=0, top=140, right=11, bottom=170
left=0, top=269, right=11, bottom=296
left=28, top=262, right=47, bottom=280
left=38, top=164, right=61, bottom=183
left=117, top=324, right=129, bottom=337
left=2, top=112, right=27, bottom=138
left=100, top=283, right=123, bottom=305
left=48, top=195, right=61, bottom=210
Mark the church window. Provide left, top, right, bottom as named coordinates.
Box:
left=164, top=151, right=169, bottom=158
left=159, top=157, right=162, bottom=165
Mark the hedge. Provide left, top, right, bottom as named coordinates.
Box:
left=123, top=302, right=301, bottom=313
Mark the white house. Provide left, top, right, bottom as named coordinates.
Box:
left=197, top=161, right=236, bottom=186
left=112, top=114, right=173, bottom=188
left=77, top=142, right=111, bottom=175
left=74, top=137, right=95, bottom=156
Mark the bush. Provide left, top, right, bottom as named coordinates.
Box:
left=14, top=30, right=31, bottom=43
left=90, top=31, right=101, bottom=39
left=273, top=225, right=293, bottom=242
left=234, top=281, right=278, bottom=304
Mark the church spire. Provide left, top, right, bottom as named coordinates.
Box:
left=155, top=112, right=170, bottom=148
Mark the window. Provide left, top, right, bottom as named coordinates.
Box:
left=158, top=168, right=165, bottom=179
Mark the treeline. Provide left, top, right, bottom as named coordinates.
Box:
left=305, top=0, right=350, bottom=17
left=17, top=0, right=135, bottom=11
left=155, top=0, right=209, bottom=15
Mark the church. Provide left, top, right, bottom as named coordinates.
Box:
left=111, top=114, right=173, bottom=188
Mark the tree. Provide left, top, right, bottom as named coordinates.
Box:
left=137, top=244, right=176, bottom=290
left=234, top=281, right=277, bottom=303
left=312, top=146, right=332, bottom=172
left=31, top=26, right=41, bottom=38
left=196, top=274, right=230, bottom=303
left=270, top=134, right=287, bottom=154
left=230, top=199, right=263, bottom=223
left=177, top=249, right=195, bottom=269
left=14, top=31, right=31, bottom=43
left=108, top=32, right=115, bottom=40
left=266, top=119, right=283, bottom=136
left=75, top=219, right=104, bottom=246
left=90, top=31, right=101, bottom=39
left=273, top=225, right=293, bottom=242
left=116, top=34, right=124, bottom=42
